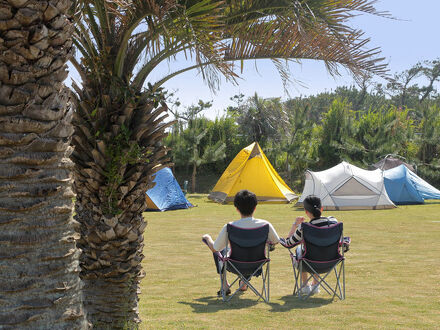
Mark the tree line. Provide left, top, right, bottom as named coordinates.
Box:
left=166, top=59, right=440, bottom=192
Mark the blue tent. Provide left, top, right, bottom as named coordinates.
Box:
left=383, top=165, right=440, bottom=204
left=145, top=168, right=193, bottom=211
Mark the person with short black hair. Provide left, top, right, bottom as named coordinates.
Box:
left=202, top=189, right=280, bottom=295
left=233, top=189, right=258, bottom=216
left=282, top=195, right=339, bottom=296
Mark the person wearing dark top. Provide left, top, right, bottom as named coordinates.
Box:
left=282, top=195, right=338, bottom=296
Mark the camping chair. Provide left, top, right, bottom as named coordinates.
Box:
left=214, top=224, right=271, bottom=302
left=281, top=222, right=347, bottom=300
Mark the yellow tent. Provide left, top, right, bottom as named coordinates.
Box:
left=208, top=142, right=297, bottom=203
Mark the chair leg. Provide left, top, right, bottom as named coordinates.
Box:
left=337, top=267, right=342, bottom=299
left=334, top=260, right=345, bottom=300
left=220, top=268, right=228, bottom=301
left=259, top=266, right=270, bottom=302
left=315, top=270, right=335, bottom=295
left=260, top=272, right=266, bottom=302
left=218, top=272, right=223, bottom=299
left=328, top=263, right=345, bottom=300
left=260, top=264, right=269, bottom=302
left=342, top=259, right=345, bottom=300
left=297, top=260, right=345, bottom=301
left=223, top=261, right=270, bottom=303
left=321, top=270, right=339, bottom=298
left=267, top=262, right=270, bottom=302
left=292, top=261, right=299, bottom=296
left=332, top=268, right=338, bottom=299
left=241, top=267, right=269, bottom=302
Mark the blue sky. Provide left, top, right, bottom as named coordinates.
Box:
left=68, top=0, right=440, bottom=119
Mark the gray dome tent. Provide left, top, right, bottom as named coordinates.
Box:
left=298, top=161, right=395, bottom=210
left=370, top=154, right=415, bottom=172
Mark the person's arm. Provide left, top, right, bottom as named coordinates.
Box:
left=283, top=216, right=304, bottom=247
left=268, top=223, right=280, bottom=245
left=202, top=234, right=216, bottom=252
left=202, top=224, right=228, bottom=252
left=287, top=216, right=305, bottom=238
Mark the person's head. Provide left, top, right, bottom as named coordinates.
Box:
left=303, top=195, right=323, bottom=219
left=234, top=190, right=258, bottom=217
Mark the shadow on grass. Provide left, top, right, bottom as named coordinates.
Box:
left=179, top=293, right=333, bottom=313
left=179, top=293, right=259, bottom=313
left=267, top=295, right=333, bottom=312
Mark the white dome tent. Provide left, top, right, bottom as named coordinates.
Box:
left=297, top=161, right=395, bottom=210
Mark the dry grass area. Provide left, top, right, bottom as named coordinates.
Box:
left=139, top=194, right=440, bottom=329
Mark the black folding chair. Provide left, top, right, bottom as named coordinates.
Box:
left=215, top=224, right=271, bottom=302
left=282, top=222, right=346, bottom=300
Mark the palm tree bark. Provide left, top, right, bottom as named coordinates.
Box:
left=71, top=83, right=172, bottom=326
left=0, top=0, right=88, bottom=328
left=75, top=208, right=146, bottom=326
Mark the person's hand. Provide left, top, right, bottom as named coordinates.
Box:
left=287, top=217, right=304, bottom=237
left=202, top=234, right=211, bottom=247
left=295, top=216, right=305, bottom=226
left=202, top=234, right=215, bottom=252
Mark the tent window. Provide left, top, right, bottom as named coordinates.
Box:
left=248, top=144, right=262, bottom=159
left=332, top=178, right=377, bottom=196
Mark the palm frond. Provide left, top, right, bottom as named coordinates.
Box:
left=73, top=0, right=390, bottom=93
left=223, top=2, right=389, bottom=80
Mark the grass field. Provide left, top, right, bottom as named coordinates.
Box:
left=139, top=194, right=440, bottom=329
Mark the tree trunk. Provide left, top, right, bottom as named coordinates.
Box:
left=71, top=87, right=172, bottom=326
left=192, top=162, right=197, bottom=193
left=286, top=152, right=291, bottom=182
left=75, top=206, right=146, bottom=327
left=0, top=0, right=88, bottom=328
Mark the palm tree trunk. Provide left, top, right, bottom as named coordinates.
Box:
left=71, top=88, right=172, bottom=327
left=0, top=0, right=88, bottom=328
left=75, top=206, right=146, bottom=327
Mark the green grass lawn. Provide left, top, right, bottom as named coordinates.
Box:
left=139, top=194, right=440, bottom=329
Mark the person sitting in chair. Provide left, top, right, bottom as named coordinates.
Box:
left=282, top=195, right=338, bottom=296
left=202, top=189, right=280, bottom=295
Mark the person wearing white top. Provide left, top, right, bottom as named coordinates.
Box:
left=202, top=190, right=280, bottom=295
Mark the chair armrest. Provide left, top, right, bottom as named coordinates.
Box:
left=202, top=238, right=225, bottom=260
left=268, top=242, right=276, bottom=251
left=342, top=236, right=351, bottom=252
left=279, top=237, right=301, bottom=249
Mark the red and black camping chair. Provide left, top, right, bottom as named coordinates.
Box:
left=206, top=224, right=271, bottom=302
left=280, top=222, right=349, bottom=300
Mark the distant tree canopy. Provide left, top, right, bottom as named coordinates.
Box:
left=166, top=59, right=440, bottom=191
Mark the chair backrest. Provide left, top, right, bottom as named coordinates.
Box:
left=227, top=224, right=269, bottom=262
left=302, top=222, right=343, bottom=262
